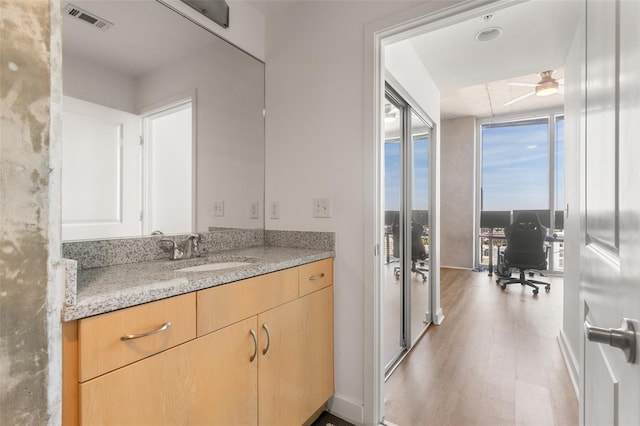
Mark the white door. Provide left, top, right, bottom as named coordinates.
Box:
left=142, top=101, right=193, bottom=235
left=62, top=96, right=142, bottom=240
left=581, top=1, right=640, bottom=424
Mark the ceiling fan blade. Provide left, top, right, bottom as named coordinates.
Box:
left=504, top=91, right=535, bottom=106
left=509, top=82, right=538, bottom=87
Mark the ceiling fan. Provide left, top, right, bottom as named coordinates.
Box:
left=504, top=70, right=564, bottom=106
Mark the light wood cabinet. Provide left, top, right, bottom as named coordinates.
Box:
left=258, top=286, right=333, bottom=425
left=80, top=317, right=258, bottom=425
left=78, top=292, right=196, bottom=382
left=64, top=259, right=334, bottom=426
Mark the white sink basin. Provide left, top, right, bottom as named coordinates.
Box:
left=176, top=262, right=252, bottom=272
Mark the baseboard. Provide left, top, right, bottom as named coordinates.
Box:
left=328, top=394, right=363, bottom=425
left=441, top=265, right=473, bottom=271
left=557, top=329, right=580, bottom=399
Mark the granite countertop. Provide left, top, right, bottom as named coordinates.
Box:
left=63, top=246, right=334, bottom=321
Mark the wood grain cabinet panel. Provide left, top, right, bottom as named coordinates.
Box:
left=78, top=292, right=196, bottom=382
left=298, top=258, right=333, bottom=297
left=258, top=286, right=334, bottom=425
left=197, top=267, right=298, bottom=336
left=80, top=316, right=258, bottom=426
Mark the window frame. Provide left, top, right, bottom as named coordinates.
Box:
left=475, top=110, right=565, bottom=273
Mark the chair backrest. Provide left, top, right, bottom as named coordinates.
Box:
left=390, top=218, right=427, bottom=261
left=411, top=221, right=427, bottom=261
left=504, top=211, right=547, bottom=269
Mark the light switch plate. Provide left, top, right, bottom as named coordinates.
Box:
left=270, top=201, right=280, bottom=219
left=250, top=201, right=259, bottom=219
left=313, top=198, right=331, bottom=218
left=213, top=200, right=224, bottom=217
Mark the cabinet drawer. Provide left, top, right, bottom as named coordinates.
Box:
left=78, top=293, right=196, bottom=382
left=298, top=258, right=333, bottom=297
left=197, top=267, right=298, bottom=337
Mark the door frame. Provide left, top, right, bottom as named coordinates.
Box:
left=140, top=91, right=197, bottom=235
left=363, top=0, right=528, bottom=424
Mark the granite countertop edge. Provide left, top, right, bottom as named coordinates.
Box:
left=63, top=247, right=335, bottom=322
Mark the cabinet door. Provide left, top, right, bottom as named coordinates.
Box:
left=80, top=317, right=258, bottom=426
left=258, top=286, right=333, bottom=425
left=298, top=286, right=334, bottom=417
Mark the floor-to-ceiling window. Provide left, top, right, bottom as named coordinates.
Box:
left=477, top=113, right=564, bottom=273
left=382, top=83, right=432, bottom=376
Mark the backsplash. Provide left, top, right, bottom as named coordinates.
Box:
left=62, top=229, right=335, bottom=269
left=62, top=228, right=264, bottom=269
left=265, top=230, right=335, bottom=251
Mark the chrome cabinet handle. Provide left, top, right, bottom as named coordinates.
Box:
left=120, top=322, right=171, bottom=341
left=309, top=273, right=325, bottom=281
left=249, top=329, right=258, bottom=362
left=262, top=324, right=271, bottom=355
left=584, top=318, right=636, bottom=363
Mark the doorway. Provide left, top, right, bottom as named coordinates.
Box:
left=365, top=1, right=583, bottom=424
left=382, top=83, right=433, bottom=376
left=142, top=99, right=194, bottom=235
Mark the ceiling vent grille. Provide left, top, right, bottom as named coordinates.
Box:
left=64, top=3, right=113, bottom=31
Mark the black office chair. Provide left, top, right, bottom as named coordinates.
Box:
left=496, top=211, right=550, bottom=295
left=393, top=220, right=429, bottom=282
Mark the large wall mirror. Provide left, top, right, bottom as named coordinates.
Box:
left=61, top=0, right=265, bottom=241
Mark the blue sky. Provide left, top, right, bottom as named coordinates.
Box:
left=384, top=136, right=429, bottom=211
left=384, top=119, right=564, bottom=213
left=482, top=119, right=564, bottom=211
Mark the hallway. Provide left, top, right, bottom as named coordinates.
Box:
left=384, top=268, right=578, bottom=425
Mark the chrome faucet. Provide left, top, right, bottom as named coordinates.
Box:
left=158, top=233, right=201, bottom=260
left=159, top=239, right=184, bottom=260
left=183, top=233, right=201, bottom=259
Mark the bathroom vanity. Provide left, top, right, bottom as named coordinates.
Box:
left=60, top=3, right=334, bottom=423
left=63, top=248, right=334, bottom=425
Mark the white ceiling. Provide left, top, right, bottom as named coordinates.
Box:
left=393, top=0, right=582, bottom=119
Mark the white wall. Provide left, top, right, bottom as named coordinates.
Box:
left=263, top=1, right=441, bottom=423
left=385, top=40, right=441, bottom=120
left=440, top=117, right=475, bottom=268
left=63, top=54, right=137, bottom=114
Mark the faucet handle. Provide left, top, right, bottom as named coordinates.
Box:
left=188, top=233, right=201, bottom=257
left=159, top=239, right=184, bottom=260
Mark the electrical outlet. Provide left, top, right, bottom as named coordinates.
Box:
left=250, top=201, right=259, bottom=219
left=313, top=198, right=331, bottom=218
left=213, top=200, right=224, bottom=217
left=270, top=201, right=280, bottom=219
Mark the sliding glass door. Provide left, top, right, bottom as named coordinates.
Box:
left=382, top=84, right=432, bottom=375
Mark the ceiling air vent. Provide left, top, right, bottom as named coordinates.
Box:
left=63, top=3, right=113, bottom=31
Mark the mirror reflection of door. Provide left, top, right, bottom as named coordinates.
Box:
left=61, top=96, right=142, bottom=241
left=382, top=83, right=432, bottom=377
left=142, top=100, right=194, bottom=235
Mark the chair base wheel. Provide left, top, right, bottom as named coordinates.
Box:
left=545, top=285, right=551, bottom=292
left=501, top=284, right=506, bottom=290
left=533, top=289, right=539, bottom=295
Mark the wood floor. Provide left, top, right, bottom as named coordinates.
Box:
left=384, top=268, right=578, bottom=426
